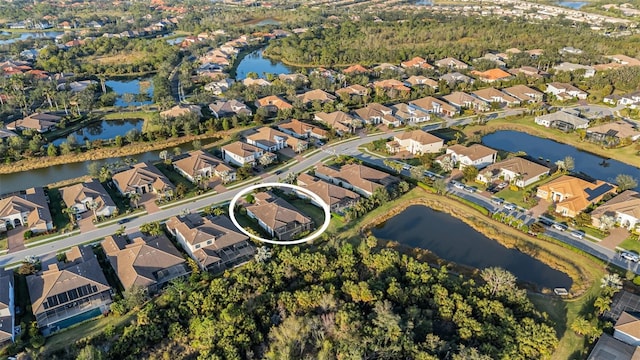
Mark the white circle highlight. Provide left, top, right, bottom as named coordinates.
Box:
left=228, top=182, right=331, bottom=245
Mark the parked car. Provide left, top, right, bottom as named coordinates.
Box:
left=274, top=170, right=283, bottom=175
left=316, top=141, right=325, bottom=146
left=621, top=251, right=640, bottom=262
left=75, top=213, right=82, bottom=221
left=402, top=164, right=411, bottom=171
left=552, top=223, right=568, bottom=231
left=491, top=197, right=504, bottom=205
left=503, top=203, right=516, bottom=211
left=453, top=182, right=465, bottom=190
left=570, top=230, right=585, bottom=239
left=464, top=186, right=477, bottom=193
left=539, top=218, right=553, bottom=227
left=117, top=218, right=130, bottom=225
left=496, top=182, right=508, bottom=190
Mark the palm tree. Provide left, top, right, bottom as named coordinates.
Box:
left=212, top=207, right=225, bottom=216
left=129, top=192, right=141, bottom=209
left=87, top=200, right=100, bottom=222
left=594, top=296, right=611, bottom=315
left=62, top=207, right=76, bottom=226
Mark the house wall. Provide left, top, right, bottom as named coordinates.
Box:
left=617, top=212, right=640, bottom=230
left=173, top=165, right=196, bottom=183
left=613, top=329, right=640, bottom=346
left=96, top=206, right=116, bottom=218
left=223, top=150, right=255, bottom=166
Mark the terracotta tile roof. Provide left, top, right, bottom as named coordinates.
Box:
left=247, top=192, right=313, bottom=231
left=343, top=64, right=369, bottom=74
left=401, top=56, right=433, bottom=69
left=112, top=162, right=174, bottom=194
left=447, top=144, right=497, bottom=161
left=314, top=111, right=356, bottom=133
left=172, top=150, right=232, bottom=179
left=481, top=157, right=549, bottom=183
left=315, top=163, right=400, bottom=195
left=607, top=54, right=640, bottom=66
left=59, top=179, right=116, bottom=213
left=297, top=173, right=360, bottom=208
left=471, top=68, right=513, bottom=81
left=296, top=89, right=336, bottom=103
left=615, top=312, right=640, bottom=340
left=538, top=175, right=617, bottom=214
left=246, top=127, right=307, bottom=149
left=335, top=84, right=369, bottom=96
left=256, top=95, right=293, bottom=110
left=278, top=119, right=328, bottom=138
left=372, top=79, right=411, bottom=92
left=159, top=104, right=202, bottom=119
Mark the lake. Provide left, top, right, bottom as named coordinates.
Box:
left=234, top=49, right=292, bottom=80
left=372, top=205, right=573, bottom=290
left=51, top=119, right=144, bottom=146
left=0, top=31, right=63, bottom=45
left=483, top=131, right=640, bottom=189
left=105, top=78, right=154, bottom=107
left=556, top=1, right=587, bottom=9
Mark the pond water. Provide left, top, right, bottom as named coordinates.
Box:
left=51, top=119, right=144, bottom=146
left=254, top=18, right=281, bottom=26
left=234, top=49, right=292, bottom=80
left=105, top=78, right=154, bottom=107
left=482, top=130, right=640, bottom=189
left=556, top=1, right=587, bottom=9
left=413, top=0, right=433, bottom=5
left=372, top=205, right=573, bottom=290
left=0, top=31, right=63, bottom=45
left=166, top=37, right=185, bottom=45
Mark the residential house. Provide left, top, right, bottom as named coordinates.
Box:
left=335, top=84, right=369, bottom=97
left=315, top=163, right=400, bottom=197
left=208, top=99, right=252, bottom=118
left=439, top=72, right=473, bottom=85
left=314, top=111, right=360, bottom=135
left=443, top=91, right=489, bottom=112
left=405, top=76, right=439, bottom=89
left=536, top=175, right=617, bottom=218
left=159, top=104, right=202, bottom=119
left=56, top=80, right=97, bottom=93
left=386, top=130, right=443, bottom=155
left=534, top=110, right=589, bottom=131
left=587, top=121, right=640, bottom=145
left=390, top=103, right=431, bottom=124
left=470, top=68, right=513, bottom=82
left=560, top=47, right=583, bottom=55
left=6, top=113, right=61, bottom=133
left=59, top=180, right=117, bottom=217
left=166, top=214, right=255, bottom=272
left=605, top=91, right=640, bottom=108
left=553, top=62, right=596, bottom=78
left=296, top=173, right=360, bottom=213
left=221, top=141, right=274, bottom=167
left=296, top=89, right=337, bottom=104
left=0, top=269, right=14, bottom=345
left=111, top=162, right=175, bottom=197
left=0, top=129, right=16, bottom=140
left=278, top=73, right=308, bottom=84
left=372, top=79, right=411, bottom=96
left=342, top=64, right=370, bottom=74
left=479, top=53, right=506, bottom=67
left=443, top=144, right=497, bottom=169
left=102, top=234, right=188, bottom=293
left=614, top=312, right=640, bottom=346
left=607, top=54, right=640, bottom=67
left=246, top=191, right=314, bottom=241
left=172, top=150, right=236, bottom=184
left=472, top=87, right=520, bottom=107
left=435, top=57, right=469, bottom=70
left=591, top=190, right=640, bottom=230
left=401, top=56, right=433, bottom=69
left=0, top=187, right=53, bottom=233
left=203, top=78, right=233, bottom=95
left=502, top=85, right=544, bottom=103
left=242, top=78, right=271, bottom=87
left=373, top=63, right=402, bottom=74
left=587, top=334, right=640, bottom=360
left=245, top=127, right=308, bottom=153
left=277, top=119, right=328, bottom=140
left=508, top=66, right=548, bottom=79
left=353, top=103, right=398, bottom=126
left=410, top=96, right=458, bottom=117
left=545, top=82, right=588, bottom=100
left=476, top=157, right=550, bottom=188
left=27, top=246, right=112, bottom=334
left=255, top=95, right=293, bottom=114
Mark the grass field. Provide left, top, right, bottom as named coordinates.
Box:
left=287, top=197, right=327, bottom=228
left=620, top=235, right=640, bottom=253
left=94, top=51, right=148, bottom=65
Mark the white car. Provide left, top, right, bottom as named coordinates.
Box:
left=503, top=203, right=516, bottom=211
left=464, top=186, right=477, bottom=193
left=453, top=182, right=465, bottom=190
left=621, top=251, right=640, bottom=262
left=570, top=230, right=585, bottom=239
left=491, top=197, right=504, bottom=205
left=402, top=164, right=411, bottom=171
left=552, top=223, right=568, bottom=232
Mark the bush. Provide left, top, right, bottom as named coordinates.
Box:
left=23, top=230, right=33, bottom=239
left=634, top=276, right=640, bottom=286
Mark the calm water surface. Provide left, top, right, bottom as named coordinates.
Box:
left=234, top=49, right=292, bottom=80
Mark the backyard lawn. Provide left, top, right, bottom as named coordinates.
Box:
left=287, top=197, right=327, bottom=228
left=620, top=235, right=640, bottom=253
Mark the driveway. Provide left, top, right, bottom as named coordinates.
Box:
left=140, top=193, right=161, bottom=214
left=529, top=199, right=551, bottom=218
left=7, top=227, right=26, bottom=253
left=600, top=227, right=630, bottom=250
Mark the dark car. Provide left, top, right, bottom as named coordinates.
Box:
left=275, top=170, right=283, bottom=175
left=539, top=218, right=553, bottom=227
left=117, top=218, right=130, bottom=225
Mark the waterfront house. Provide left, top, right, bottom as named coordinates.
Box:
left=245, top=127, right=308, bottom=153
left=443, top=144, right=497, bottom=170
left=221, top=141, right=274, bottom=167
left=614, top=312, right=640, bottom=346
left=534, top=110, right=589, bottom=131
left=255, top=95, right=293, bottom=114
left=242, top=78, right=271, bottom=87
left=245, top=192, right=314, bottom=241
left=545, top=82, right=588, bottom=100
left=277, top=119, right=328, bottom=140
left=6, top=113, right=61, bottom=133
left=315, top=163, right=400, bottom=197
left=314, top=111, right=360, bottom=135
left=27, top=246, right=112, bottom=335
left=296, top=89, right=336, bottom=104
left=111, top=162, right=175, bottom=197
left=386, top=130, right=443, bottom=155
left=410, top=96, right=458, bottom=117
left=0, top=269, right=14, bottom=345
left=591, top=190, right=640, bottom=230
left=59, top=180, right=117, bottom=217
left=536, top=175, right=617, bottom=218
left=586, top=121, right=640, bottom=145
left=172, top=150, right=236, bottom=184
left=0, top=187, right=53, bottom=233
left=166, top=214, right=255, bottom=272
left=159, top=104, right=202, bottom=119
left=476, top=157, right=549, bottom=188
left=208, top=99, right=252, bottom=118
left=102, top=234, right=189, bottom=293
left=296, top=173, right=360, bottom=213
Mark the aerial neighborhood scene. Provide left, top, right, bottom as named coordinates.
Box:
left=3, top=0, right=640, bottom=359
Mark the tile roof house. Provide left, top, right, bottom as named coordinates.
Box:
left=435, top=57, right=469, bottom=70
left=353, top=103, right=399, bottom=126
left=553, top=62, right=596, bottom=78
left=587, top=121, right=640, bottom=145
left=545, top=82, right=588, bottom=100
left=296, top=89, right=337, bottom=104
left=536, top=175, right=617, bottom=218
left=591, top=190, right=640, bottom=230
left=342, top=64, right=370, bottom=74
left=587, top=333, right=640, bottom=360
left=242, top=78, right=271, bottom=87
left=172, top=150, right=236, bottom=184
left=278, top=73, right=308, bottom=84
left=442, top=91, right=489, bottom=112
left=390, top=103, right=431, bottom=124
left=59, top=179, right=117, bottom=217
left=502, top=85, right=544, bottom=103
left=443, top=144, right=497, bottom=170
left=409, top=96, right=458, bottom=117
left=439, top=72, right=473, bottom=85
left=112, top=162, right=175, bottom=197
left=372, top=79, right=411, bottom=94
left=221, top=141, right=274, bottom=167
left=315, top=163, right=400, bottom=197
left=296, top=173, right=360, bottom=213
left=401, top=56, right=433, bottom=69
left=166, top=214, right=255, bottom=272
left=208, top=99, right=252, bottom=118
left=102, top=234, right=189, bottom=293
left=614, top=312, right=640, bottom=346
left=159, top=104, right=202, bottom=119
left=246, top=191, right=314, bottom=241
left=405, top=76, right=439, bottom=89
left=470, top=68, right=513, bottom=82
left=27, top=246, right=112, bottom=334
left=6, top=113, right=61, bottom=133
left=476, top=157, right=550, bottom=188
left=373, top=63, right=402, bottom=73
left=386, top=130, right=444, bottom=155
left=0, top=269, right=14, bottom=345
left=607, top=54, right=640, bottom=67
left=0, top=187, right=53, bottom=233
left=335, top=84, right=370, bottom=97
left=245, top=127, right=308, bottom=153
left=277, top=119, right=328, bottom=140
left=255, top=95, right=293, bottom=113
left=535, top=110, right=589, bottom=131
left=508, top=66, right=548, bottom=79
left=314, top=111, right=360, bottom=135
left=472, top=87, right=520, bottom=106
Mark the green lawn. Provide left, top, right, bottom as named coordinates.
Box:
left=154, top=162, right=198, bottom=197
left=575, top=225, right=608, bottom=240
left=620, top=235, right=640, bottom=253
left=0, top=236, right=6, bottom=251
left=287, top=197, right=327, bottom=228
left=46, top=188, right=70, bottom=231
left=102, top=180, right=132, bottom=213
left=495, top=173, right=563, bottom=209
